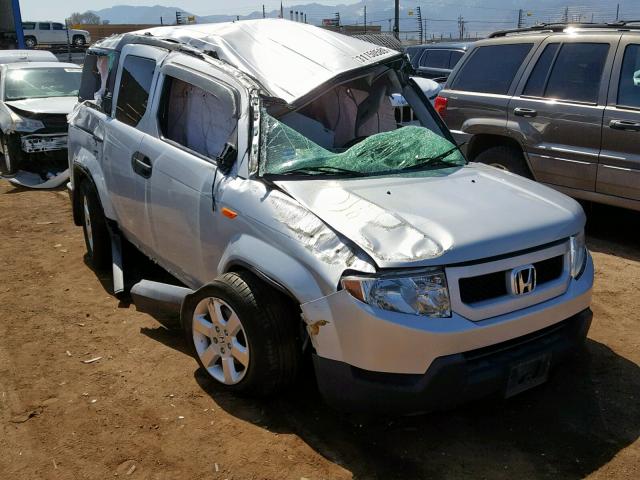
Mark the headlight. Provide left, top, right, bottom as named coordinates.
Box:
left=570, top=231, right=587, bottom=278
left=341, top=268, right=451, bottom=317
left=12, top=114, right=44, bottom=133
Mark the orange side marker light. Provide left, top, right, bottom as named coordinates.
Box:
left=221, top=207, right=238, bottom=219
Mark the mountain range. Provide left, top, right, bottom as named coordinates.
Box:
left=90, top=1, right=634, bottom=38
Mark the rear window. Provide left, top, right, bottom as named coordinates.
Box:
left=420, top=50, right=450, bottom=69
left=544, top=43, right=609, bottom=103
left=22, top=22, right=35, bottom=30
left=451, top=43, right=533, bottom=95
left=449, top=51, right=464, bottom=68
left=617, top=44, right=640, bottom=109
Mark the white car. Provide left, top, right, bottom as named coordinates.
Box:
left=0, top=61, right=81, bottom=188
left=22, top=21, right=91, bottom=48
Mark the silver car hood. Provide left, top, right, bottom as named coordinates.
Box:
left=5, top=96, right=77, bottom=115
left=275, top=163, right=585, bottom=269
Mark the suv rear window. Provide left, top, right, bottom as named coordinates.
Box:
left=526, top=43, right=609, bottom=103
left=451, top=44, right=532, bottom=95
left=617, top=44, right=640, bottom=109
left=420, top=50, right=450, bottom=69
left=115, top=55, right=155, bottom=127
left=22, top=22, right=35, bottom=30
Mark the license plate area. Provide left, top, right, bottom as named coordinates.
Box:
left=505, top=353, right=551, bottom=398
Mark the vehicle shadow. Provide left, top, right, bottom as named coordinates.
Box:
left=584, top=202, right=640, bottom=263
left=189, top=340, right=639, bottom=479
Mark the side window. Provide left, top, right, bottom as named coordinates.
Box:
left=420, top=50, right=450, bottom=69
left=544, top=43, right=609, bottom=103
left=52, top=23, right=64, bottom=31
left=449, top=51, right=464, bottom=68
left=115, top=55, right=155, bottom=127
left=451, top=44, right=533, bottom=95
left=38, top=23, right=51, bottom=30
left=523, top=43, right=561, bottom=97
left=617, top=44, right=640, bottom=109
left=22, top=22, right=35, bottom=30
left=159, top=76, right=237, bottom=160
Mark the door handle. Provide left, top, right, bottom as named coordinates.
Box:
left=131, top=151, right=152, bottom=178
left=514, top=107, right=538, bottom=118
left=609, top=119, right=640, bottom=131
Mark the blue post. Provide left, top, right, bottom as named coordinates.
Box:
left=11, top=0, right=25, bottom=48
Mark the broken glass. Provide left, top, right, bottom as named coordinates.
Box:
left=260, top=112, right=464, bottom=177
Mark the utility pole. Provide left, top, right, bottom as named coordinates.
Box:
left=562, top=7, right=569, bottom=23
left=364, top=5, right=367, bottom=33
left=262, top=5, right=265, bottom=18
left=304, top=14, right=307, bottom=24
left=416, top=6, right=423, bottom=44
left=335, top=12, right=341, bottom=27
left=616, top=3, right=620, bottom=21
left=517, top=9, right=524, bottom=28
left=458, top=15, right=465, bottom=40
left=393, top=0, right=400, bottom=39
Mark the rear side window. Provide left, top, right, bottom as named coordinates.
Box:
left=617, top=44, right=640, bottom=109
left=22, top=22, right=35, bottom=30
left=451, top=44, right=533, bottom=95
left=159, top=76, right=237, bottom=160
left=523, top=43, right=561, bottom=97
left=449, top=51, right=464, bottom=68
left=115, top=55, right=155, bottom=127
left=544, top=43, right=609, bottom=103
left=420, top=50, right=450, bottom=69
left=38, top=23, right=50, bottom=30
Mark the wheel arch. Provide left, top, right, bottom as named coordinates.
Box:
left=467, top=134, right=535, bottom=177
left=71, top=154, right=116, bottom=225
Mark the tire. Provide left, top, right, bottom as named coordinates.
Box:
left=78, top=180, right=111, bottom=271
left=183, top=271, right=301, bottom=396
left=24, top=36, right=37, bottom=48
left=73, top=35, right=85, bottom=47
left=474, top=145, right=533, bottom=179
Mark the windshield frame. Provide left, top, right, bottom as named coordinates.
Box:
left=3, top=66, right=83, bottom=101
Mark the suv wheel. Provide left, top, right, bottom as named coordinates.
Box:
left=24, top=36, right=37, bottom=48
left=72, top=35, right=85, bottom=47
left=475, top=145, right=533, bottom=179
left=183, top=271, right=301, bottom=396
left=79, top=180, right=111, bottom=270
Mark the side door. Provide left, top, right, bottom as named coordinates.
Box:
left=442, top=41, right=536, bottom=145
left=598, top=37, right=640, bottom=202
left=508, top=36, right=618, bottom=191
left=102, top=44, right=167, bottom=250
left=51, top=22, right=66, bottom=45
left=138, top=55, right=243, bottom=285
left=37, top=23, right=53, bottom=44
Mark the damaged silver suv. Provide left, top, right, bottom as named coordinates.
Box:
left=68, top=20, right=593, bottom=413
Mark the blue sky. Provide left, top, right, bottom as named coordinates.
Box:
left=19, top=1, right=360, bottom=22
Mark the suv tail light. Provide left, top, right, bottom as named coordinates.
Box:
left=434, top=96, right=448, bottom=117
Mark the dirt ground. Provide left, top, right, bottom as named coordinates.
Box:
left=0, top=179, right=638, bottom=480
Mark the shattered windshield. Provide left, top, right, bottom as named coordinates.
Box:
left=260, top=113, right=464, bottom=177
left=258, top=65, right=464, bottom=178
left=4, top=67, right=82, bottom=101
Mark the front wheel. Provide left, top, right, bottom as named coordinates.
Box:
left=183, top=272, right=301, bottom=396
left=474, top=145, right=533, bottom=179
left=72, top=35, right=86, bottom=47
left=79, top=180, right=111, bottom=271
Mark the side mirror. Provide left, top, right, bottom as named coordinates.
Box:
left=217, top=143, right=237, bottom=175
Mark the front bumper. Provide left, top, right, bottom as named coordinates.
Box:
left=314, top=308, right=592, bottom=414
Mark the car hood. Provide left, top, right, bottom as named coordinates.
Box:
left=275, top=163, right=585, bottom=269
left=5, top=96, right=77, bottom=115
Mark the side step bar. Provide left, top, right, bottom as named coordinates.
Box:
left=130, top=280, right=193, bottom=315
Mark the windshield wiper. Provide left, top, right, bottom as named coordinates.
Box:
left=264, top=165, right=365, bottom=177
left=399, top=145, right=464, bottom=173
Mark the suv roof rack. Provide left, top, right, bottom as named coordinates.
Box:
left=488, top=20, right=640, bottom=38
